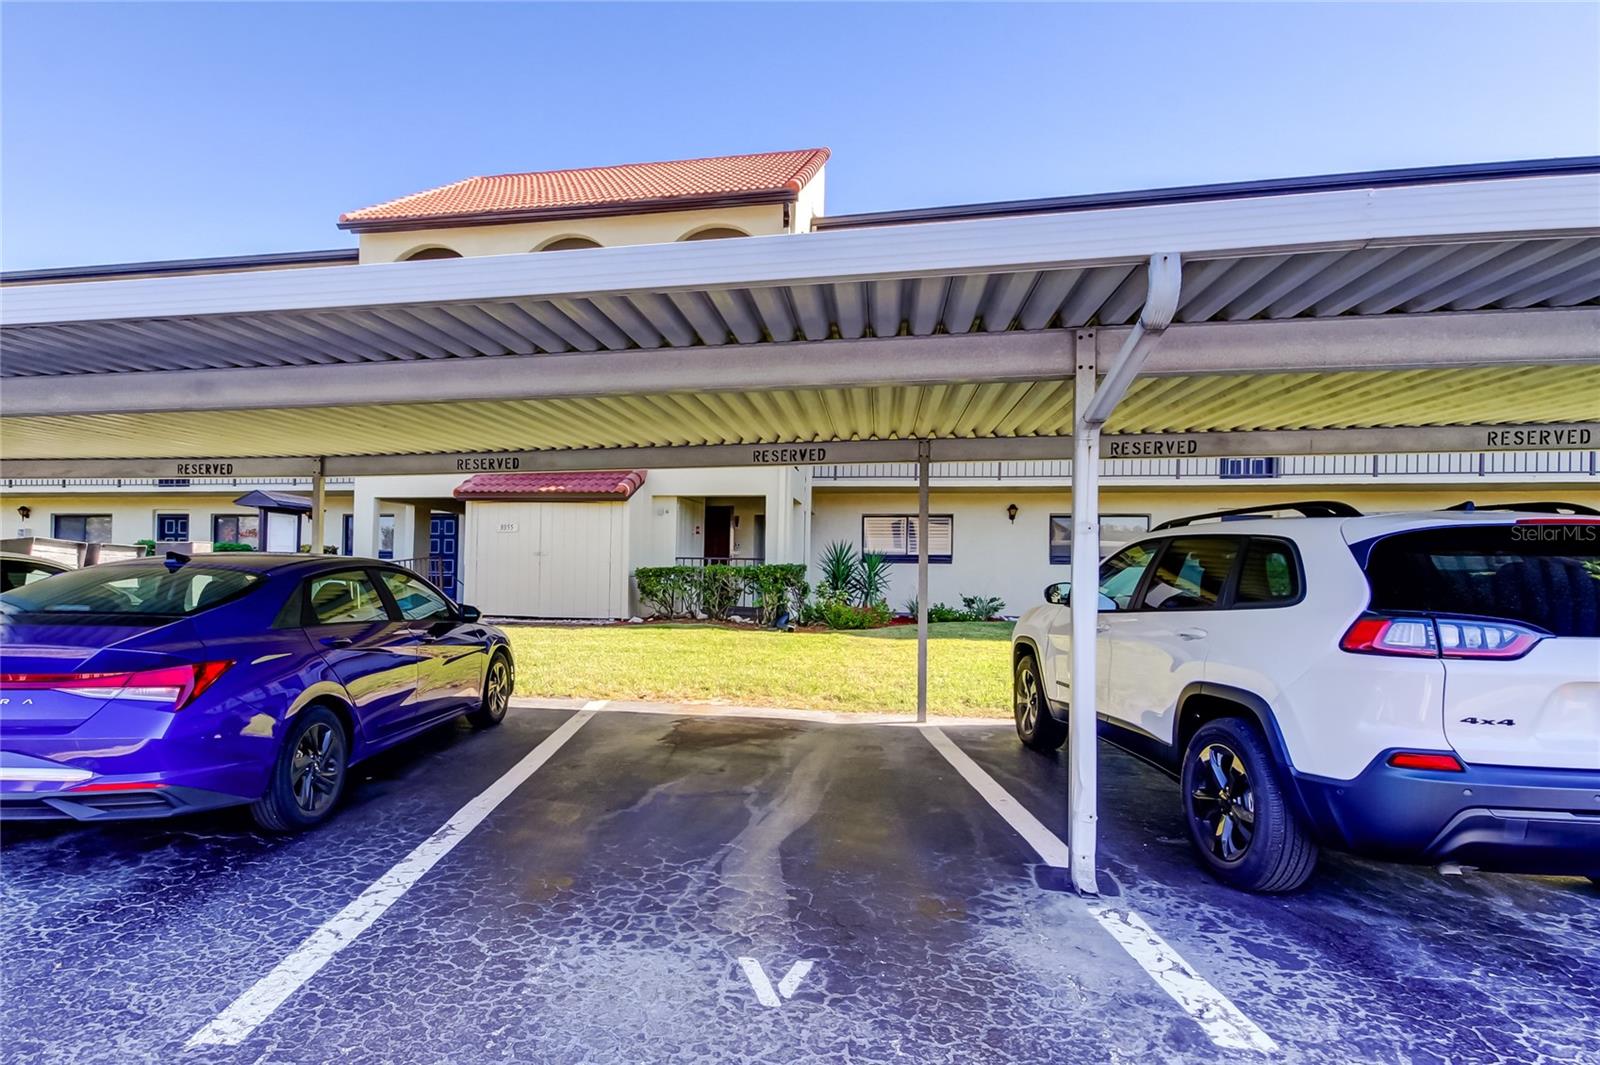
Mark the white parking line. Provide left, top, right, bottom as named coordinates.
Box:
left=920, top=726, right=1279, bottom=1055
left=186, top=702, right=605, bottom=1050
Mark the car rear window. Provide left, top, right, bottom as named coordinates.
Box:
left=1363, top=524, right=1600, bottom=636
left=0, top=562, right=261, bottom=621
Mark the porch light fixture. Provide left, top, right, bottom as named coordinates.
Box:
left=1006, top=503, right=1018, bottom=524
left=16, top=506, right=30, bottom=520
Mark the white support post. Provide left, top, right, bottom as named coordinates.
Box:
left=310, top=459, right=326, bottom=556
left=1068, top=330, right=1102, bottom=896
left=1064, top=253, right=1182, bottom=898
left=916, top=439, right=931, bottom=724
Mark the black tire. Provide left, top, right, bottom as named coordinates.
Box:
left=468, top=650, right=513, bottom=729
left=1014, top=653, right=1067, bottom=753
left=250, top=706, right=348, bottom=832
left=1180, top=716, right=1318, bottom=893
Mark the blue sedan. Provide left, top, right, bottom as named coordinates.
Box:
left=0, top=553, right=514, bottom=830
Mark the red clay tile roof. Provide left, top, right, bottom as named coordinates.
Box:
left=453, top=470, right=647, bottom=501
left=340, top=149, right=829, bottom=231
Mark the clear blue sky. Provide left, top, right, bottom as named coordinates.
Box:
left=2, top=2, right=1596, bottom=270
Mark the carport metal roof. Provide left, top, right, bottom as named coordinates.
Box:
left=2, top=160, right=1598, bottom=898
left=2, top=162, right=1597, bottom=475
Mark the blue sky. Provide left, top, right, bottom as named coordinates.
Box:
left=2, top=2, right=1596, bottom=270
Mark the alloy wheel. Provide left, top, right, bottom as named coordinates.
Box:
left=1016, top=667, right=1040, bottom=733
left=1190, top=742, right=1255, bottom=863
left=290, top=722, right=343, bottom=815
left=486, top=659, right=510, bottom=718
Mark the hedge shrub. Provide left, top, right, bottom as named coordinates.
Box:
left=634, top=563, right=809, bottom=624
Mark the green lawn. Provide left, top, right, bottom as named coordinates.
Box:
left=503, top=621, right=1013, bottom=717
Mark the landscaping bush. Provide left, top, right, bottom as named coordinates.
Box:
left=635, top=566, right=700, bottom=618
left=816, top=541, right=858, bottom=602
left=746, top=563, right=808, bottom=626
left=698, top=565, right=745, bottom=621
left=853, top=552, right=892, bottom=607
left=960, top=594, right=1006, bottom=621
left=212, top=541, right=255, bottom=552
left=817, top=599, right=891, bottom=630
left=635, top=563, right=809, bottom=624
left=135, top=539, right=156, bottom=557
left=927, top=602, right=966, bottom=623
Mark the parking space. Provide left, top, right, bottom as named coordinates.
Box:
left=3, top=705, right=1597, bottom=1065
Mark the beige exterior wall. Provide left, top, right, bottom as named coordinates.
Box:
left=0, top=491, right=353, bottom=550
left=358, top=203, right=791, bottom=264
left=810, top=483, right=1600, bottom=619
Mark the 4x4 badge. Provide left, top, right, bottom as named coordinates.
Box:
left=1458, top=717, right=1516, bottom=726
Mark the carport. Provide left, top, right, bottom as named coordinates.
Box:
left=3, top=158, right=1598, bottom=898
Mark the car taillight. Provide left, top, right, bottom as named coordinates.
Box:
left=1340, top=614, right=1544, bottom=660
left=0, top=661, right=232, bottom=710
left=1387, top=752, right=1464, bottom=772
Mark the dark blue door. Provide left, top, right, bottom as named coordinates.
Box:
left=155, top=513, right=189, bottom=542
left=429, top=513, right=459, bottom=600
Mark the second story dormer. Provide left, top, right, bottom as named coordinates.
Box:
left=338, top=148, right=828, bottom=263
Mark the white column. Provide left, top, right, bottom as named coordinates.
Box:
left=916, top=439, right=931, bottom=724
left=309, top=460, right=326, bottom=555
left=1068, top=329, right=1102, bottom=896
left=352, top=482, right=380, bottom=557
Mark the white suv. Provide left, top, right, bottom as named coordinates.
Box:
left=1010, top=501, right=1600, bottom=892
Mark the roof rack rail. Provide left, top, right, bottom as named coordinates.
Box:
left=1153, top=500, right=1362, bottom=530
left=1444, top=501, right=1600, bottom=516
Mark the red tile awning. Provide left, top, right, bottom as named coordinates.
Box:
left=453, top=470, right=647, bottom=501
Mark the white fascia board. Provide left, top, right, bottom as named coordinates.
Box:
left=4, top=173, right=1598, bottom=326
left=3, top=424, right=1593, bottom=480
left=3, top=308, right=1591, bottom=418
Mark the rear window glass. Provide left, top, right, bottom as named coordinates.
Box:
left=1235, top=539, right=1301, bottom=605
left=1364, top=524, right=1600, bottom=637
left=0, top=563, right=260, bottom=620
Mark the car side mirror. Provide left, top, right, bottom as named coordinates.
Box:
left=1097, top=593, right=1118, bottom=612
left=459, top=604, right=482, bottom=622
left=1044, top=582, right=1070, bottom=605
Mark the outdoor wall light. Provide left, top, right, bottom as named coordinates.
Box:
left=16, top=505, right=30, bottom=521
left=1006, top=503, right=1018, bottom=524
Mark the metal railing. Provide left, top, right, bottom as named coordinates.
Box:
left=811, top=451, right=1599, bottom=482
left=1, top=476, right=358, bottom=489
left=390, top=556, right=455, bottom=595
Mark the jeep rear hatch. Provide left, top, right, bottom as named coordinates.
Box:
left=1357, top=520, right=1600, bottom=770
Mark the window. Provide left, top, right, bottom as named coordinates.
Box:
left=212, top=514, right=260, bottom=548
left=1049, top=514, right=1151, bottom=565
left=155, top=513, right=190, bottom=542
left=1097, top=541, right=1159, bottom=610
left=378, top=514, right=396, bottom=559
left=1138, top=537, right=1241, bottom=611
left=1219, top=457, right=1281, bottom=479
left=1235, top=538, right=1301, bottom=605
left=307, top=570, right=390, bottom=625
left=537, top=237, right=602, bottom=252
left=0, top=562, right=260, bottom=619
left=52, top=515, right=113, bottom=543
left=862, top=515, right=953, bottom=564
left=1, top=559, right=64, bottom=592
left=403, top=247, right=462, bottom=261
left=379, top=569, right=452, bottom=621
left=680, top=227, right=748, bottom=241
left=1363, top=525, right=1600, bottom=637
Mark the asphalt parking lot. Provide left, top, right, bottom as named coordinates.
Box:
left=2, top=704, right=1596, bottom=1065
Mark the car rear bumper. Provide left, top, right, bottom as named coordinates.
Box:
left=1294, top=754, right=1600, bottom=875
left=0, top=784, right=248, bottom=822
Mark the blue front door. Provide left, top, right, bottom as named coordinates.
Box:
left=429, top=512, right=459, bottom=600
left=155, top=513, right=189, bottom=542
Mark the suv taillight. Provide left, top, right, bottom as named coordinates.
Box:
left=0, top=662, right=232, bottom=710
left=1340, top=614, right=1544, bottom=660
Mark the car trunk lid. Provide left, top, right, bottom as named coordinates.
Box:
left=0, top=620, right=202, bottom=732
left=1358, top=519, right=1600, bottom=771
